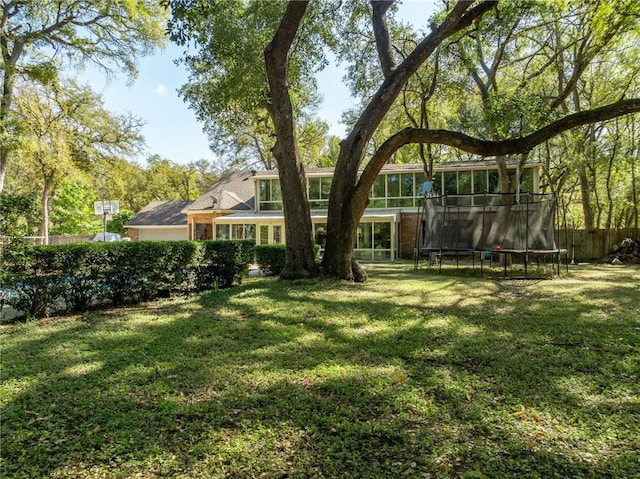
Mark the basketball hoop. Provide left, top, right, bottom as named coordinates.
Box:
left=94, top=200, right=120, bottom=241
left=94, top=200, right=120, bottom=216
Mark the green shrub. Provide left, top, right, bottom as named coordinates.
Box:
left=2, top=239, right=253, bottom=319
left=55, top=243, right=110, bottom=312
left=102, top=241, right=200, bottom=305
left=2, top=246, right=68, bottom=319
left=160, top=241, right=200, bottom=294
left=255, top=244, right=321, bottom=276
left=195, top=240, right=255, bottom=290
left=255, top=244, right=286, bottom=276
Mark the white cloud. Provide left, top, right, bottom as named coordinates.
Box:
left=154, top=84, right=168, bottom=96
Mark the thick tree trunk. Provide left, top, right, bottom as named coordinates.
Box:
left=323, top=2, right=495, bottom=281
left=578, top=164, right=595, bottom=232
left=495, top=156, right=510, bottom=193
left=0, top=40, right=23, bottom=194
left=0, top=146, right=6, bottom=193
left=0, top=66, right=15, bottom=194
left=264, top=1, right=318, bottom=279
left=632, top=144, right=639, bottom=236
left=39, top=183, right=52, bottom=245
left=322, top=173, right=369, bottom=282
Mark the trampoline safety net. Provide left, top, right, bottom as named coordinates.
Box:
left=421, top=193, right=559, bottom=253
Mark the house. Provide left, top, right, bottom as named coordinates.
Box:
left=184, top=170, right=256, bottom=240
left=125, top=200, right=191, bottom=241
left=181, top=160, right=541, bottom=261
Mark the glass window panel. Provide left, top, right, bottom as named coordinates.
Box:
left=520, top=168, right=534, bottom=192
left=261, top=202, right=282, bottom=211
left=271, top=180, right=282, bottom=201
left=216, top=224, right=229, bottom=240
left=387, top=174, right=400, bottom=197
left=444, top=172, right=457, bottom=195
left=244, top=224, right=255, bottom=240
left=196, top=223, right=212, bottom=240
left=273, top=225, right=283, bottom=244
left=308, top=177, right=321, bottom=200
left=354, top=250, right=373, bottom=261
left=369, top=199, right=385, bottom=208
left=357, top=223, right=372, bottom=249
left=433, top=172, right=442, bottom=194
left=388, top=198, right=413, bottom=207
left=508, top=170, right=517, bottom=191
left=313, top=200, right=329, bottom=209
left=259, top=180, right=269, bottom=202
left=401, top=173, right=414, bottom=197
left=414, top=173, right=426, bottom=196
left=373, top=222, right=391, bottom=249
left=372, top=175, right=386, bottom=198
left=232, top=225, right=244, bottom=239
left=373, top=250, right=391, bottom=261
left=456, top=196, right=472, bottom=206
left=458, top=171, right=472, bottom=194
left=473, top=170, right=487, bottom=193
left=488, top=170, right=500, bottom=193
left=321, top=177, right=332, bottom=198
left=260, top=225, right=268, bottom=244
left=314, top=223, right=327, bottom=246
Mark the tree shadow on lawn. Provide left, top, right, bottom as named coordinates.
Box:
left=1, top=268, right=639, bottom=478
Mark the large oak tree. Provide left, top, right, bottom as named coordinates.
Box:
left=0, top=0, right=166, bottom=193
left=169, top=0, right=640, bottom=281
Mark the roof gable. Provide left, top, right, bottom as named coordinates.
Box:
left=186, top=170, right=255, bottom=211
left=126, top=200, right=192, bottom=227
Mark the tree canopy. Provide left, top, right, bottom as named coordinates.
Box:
left=169, top=0, right=639, bottom=280
left=0, top=0, right=168, bottom=192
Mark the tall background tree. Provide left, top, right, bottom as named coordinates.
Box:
left=0, top=0, right=167, bottom=193
left=11, top=79, right=144, bottom=243
left=169, top=0, right=639, bottom=280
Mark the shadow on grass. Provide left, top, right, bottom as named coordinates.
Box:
left=1, top=265, right=639, bottom=478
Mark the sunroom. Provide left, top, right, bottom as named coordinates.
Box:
left=211, top=209, right=400, bottom=262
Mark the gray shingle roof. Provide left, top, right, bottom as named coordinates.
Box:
left=125, top=200, right=192, bottom=227
left=185, top=170, right=255, bottom=211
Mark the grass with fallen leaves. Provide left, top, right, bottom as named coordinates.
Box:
left=1, top=263, right=639, bottom=478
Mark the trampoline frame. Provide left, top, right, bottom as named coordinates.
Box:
left=413, top=192, right=569, bottom=278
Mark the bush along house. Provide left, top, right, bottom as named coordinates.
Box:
left=179, top=160, right=541, bottom=262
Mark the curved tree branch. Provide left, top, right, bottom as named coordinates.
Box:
left=264, top=0, right=318, bottom=279
left=358, top=98, right=640, bottom=195
left=371, top=0, right=396, bottom=79
left=340, top=0, right=497, bottom=178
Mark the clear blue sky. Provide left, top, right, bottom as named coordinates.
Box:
left=87, top=1, right=436, bottom=166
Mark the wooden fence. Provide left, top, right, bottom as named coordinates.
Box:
left=3, top=231, right=639, bottom=264
left=558, top=228, right=640, bottom=263
left=48, top=235, right=95, bottom=245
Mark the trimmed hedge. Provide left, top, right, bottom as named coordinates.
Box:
left=255, top=244, right=321, bottom=276
left=1, top=240, right=254, bottom=319
left=255, top=244, right=287, bottom=276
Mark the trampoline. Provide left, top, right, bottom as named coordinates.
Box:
left=414, top=192, right=568, bottom=278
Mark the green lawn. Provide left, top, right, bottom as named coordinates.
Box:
left=1, top=264, right=639, bottom=478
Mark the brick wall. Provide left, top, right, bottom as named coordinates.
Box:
left=187, top=211, right=226, bottom=240
left=399, top=213, right=421, bottom=259
left=127, top=228, right=139, bottom=241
